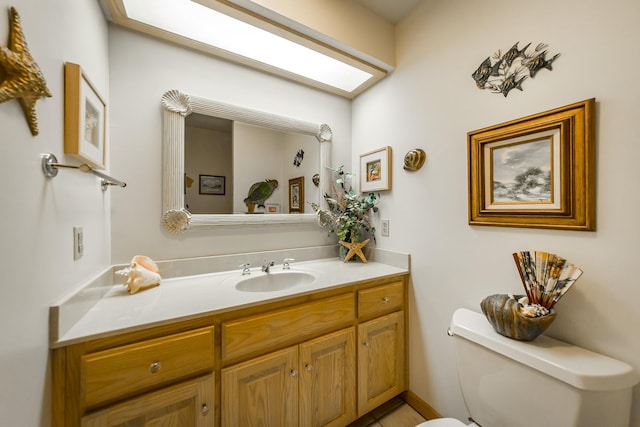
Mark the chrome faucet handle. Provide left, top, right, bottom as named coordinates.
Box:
left=283, top=258, right=295, bottom=269
left=239, top=263, right=251, bottom=275
left=262, top=258, right=275, bottom=273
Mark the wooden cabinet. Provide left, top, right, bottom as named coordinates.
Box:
left=81, top=374, right=214, bottom=427
left=299, top=328, right=356, bottom=427
left=221, top=293, right=354, bottom=362
left=357, top=280, right=404, bottom=319
left=53, top=325, right=215, bottom=427
left=222, top=346, right=299, bottom=426
left=357, top=311, right=405, bottom=416
left=356, top=278, right=406, bottom=416
left=53, top=273, right=408, bottom=427
left=221, top=328, right=356, bottom=427
left=81, top=327, right=215, bottom=408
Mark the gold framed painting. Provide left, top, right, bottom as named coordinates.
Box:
left=468, top=98, right=595, bottom=231
left=289, top=176, right=304, bottom=213
left=360, top=146, right=392, bottom=192
left=64, top=62, right=107, bottom=169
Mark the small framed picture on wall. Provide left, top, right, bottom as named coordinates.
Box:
left=64, top=62, right=107, bottom=169
left=360, top=146, right=392, bottom=192
left=289, top=176, right=304, bottom=213
left=199, top=175, right=225, bottom=195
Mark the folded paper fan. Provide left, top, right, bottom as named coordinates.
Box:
left=512, top=251, right=582, bottom=310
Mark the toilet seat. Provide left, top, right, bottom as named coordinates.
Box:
left=416, top=418, right=475, bottom=427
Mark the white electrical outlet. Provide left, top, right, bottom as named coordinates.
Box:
left=381, top=219, right=390, bottom=236
left=73, top=226, right=84, bottom=260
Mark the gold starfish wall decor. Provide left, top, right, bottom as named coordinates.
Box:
left=0, top=7, right=52, bottom=136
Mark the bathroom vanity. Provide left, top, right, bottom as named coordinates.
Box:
left=50, top=250, right=409, bottom=427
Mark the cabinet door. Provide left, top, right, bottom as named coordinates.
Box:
left=299, top=327, right=356, bottom=427
left=357, top=311, right=405, bottom=416
left=81, top=374, right=214, bottom=427
left=222, top=346, right=298, bottom=427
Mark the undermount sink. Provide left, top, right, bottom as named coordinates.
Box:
left=234, top=271, right=316, bottom=292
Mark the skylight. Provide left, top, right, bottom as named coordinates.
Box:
left=122, top=0, right=374, bottom=93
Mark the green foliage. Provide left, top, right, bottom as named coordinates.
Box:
left=311, top=165, right=379, bottom=243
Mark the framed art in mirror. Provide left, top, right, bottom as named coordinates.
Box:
left=199, top=175, right=225, bottom=195
left=289, top=176, right=304, bottom=213
left=360, top=146, right=392, bottom=192
left=64, top=62, right=107, bottom=170
left=468, top=98, right=595, bottom=231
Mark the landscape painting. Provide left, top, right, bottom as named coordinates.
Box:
left=491, top=137, right=552, bottom=204
left=467, top=98, right=595, bottom=230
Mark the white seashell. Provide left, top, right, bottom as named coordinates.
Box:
left=115, top=258, right=161, bottom=295
left=161, top=209, right=191, bottom=234
left=161, top=90, right=192, bottom=116
left=132, top=255, right=159, bottom=274
left=316, top=123, right=333, bottom=142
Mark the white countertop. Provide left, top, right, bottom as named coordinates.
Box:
left=51, top=256, right=409, bottom=348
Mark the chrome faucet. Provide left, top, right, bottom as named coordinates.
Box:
left=239, top=263, right=251, bottom=275
left=283, top=258, right=295, bottom=270
left=262, top=259, right=275, bottom=273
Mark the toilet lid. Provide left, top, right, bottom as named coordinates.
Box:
left=416, top=418, right=471, bottom=427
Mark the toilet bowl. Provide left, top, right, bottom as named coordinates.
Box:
left=415, top=308, right=638, bottom=427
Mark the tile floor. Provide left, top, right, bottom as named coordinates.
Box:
left=347, top=397, right=427, bottom=427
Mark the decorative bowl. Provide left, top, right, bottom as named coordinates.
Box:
left=480, top=294, right=557, bottom=341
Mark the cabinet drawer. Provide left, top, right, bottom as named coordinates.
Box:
left=222, top=293, right=354, bottom=361
left=81, top=326, right=215, bottom=408
left=358, top=281, right=404, bottom=319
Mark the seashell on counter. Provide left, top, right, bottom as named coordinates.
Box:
left=115, top=255, right=161, bottom=295
left=480, top=294, right=556, bottom=341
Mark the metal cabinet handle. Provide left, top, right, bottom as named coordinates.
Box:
left=149, top=360, right=161, bottom=374
left=305, top=363, right=313, bottom=372
left=290, top=369, right=298, bottom=377
left=382, top=297, right=390, bottom=303
left=362, top=341, right=370, bottom=348
left=201, top=403, right=209, bottom=415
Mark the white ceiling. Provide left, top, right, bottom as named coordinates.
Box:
left=353, top=0, right=425, bottom=23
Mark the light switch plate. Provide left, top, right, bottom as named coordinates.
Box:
left=381, top=219, right=389, bottom=237
left=73, top=226, right=83, bottom=260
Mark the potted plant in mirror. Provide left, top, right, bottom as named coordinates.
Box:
left=311, top=166, right=379, bottom=262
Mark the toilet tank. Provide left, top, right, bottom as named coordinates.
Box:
left=449, top=308, right=639, bottom=427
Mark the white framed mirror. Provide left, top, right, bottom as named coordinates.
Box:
left=161, top=90, right=332, bottom=233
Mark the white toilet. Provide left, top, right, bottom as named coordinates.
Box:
left=417, top=308, right=639, bottom=427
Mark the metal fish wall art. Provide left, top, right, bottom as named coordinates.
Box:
left=472, top=42, right=560, bottom=97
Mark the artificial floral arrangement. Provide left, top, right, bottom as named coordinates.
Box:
left=311, top=165, right=379, bottom=261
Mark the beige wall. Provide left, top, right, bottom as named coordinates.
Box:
left=3, top=0, right=639, bottom=426
left=353, top=0, right=640, bottom=424
left=108, top=26, right=352, bottom=262
left=0, top=0, right=110, bottom=425
left=185, top=126, right=233, bottom=214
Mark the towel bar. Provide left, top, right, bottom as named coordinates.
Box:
left=41, top=153, right=126, bottom=191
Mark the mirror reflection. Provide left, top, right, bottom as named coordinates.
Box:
left=184, top=113, right=319, bottom=215
left=160, top=89, right=332, bottom=233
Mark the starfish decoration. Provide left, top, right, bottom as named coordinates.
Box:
left=0, top=7, right=52, bottom=136
left=339, top=239, right=370, bottom=263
